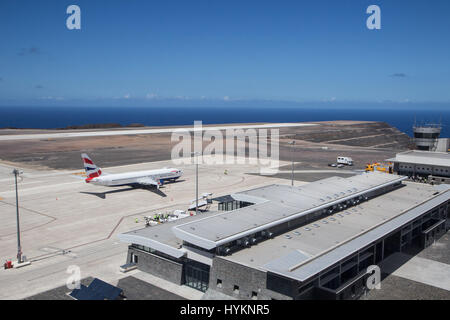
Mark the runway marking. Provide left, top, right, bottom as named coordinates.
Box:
left=278, top=169, right=357, bottom=174
left=322, top=133, right=388, bottom=143
left=0, top=199, right=57, bottom=237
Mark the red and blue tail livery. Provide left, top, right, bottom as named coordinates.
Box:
left=81, top=153, right=102, bottom=182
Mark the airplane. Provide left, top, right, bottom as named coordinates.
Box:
left=81, top=153, right=182, bottom=189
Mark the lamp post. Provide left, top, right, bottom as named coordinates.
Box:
left=288, top=141, right=296, bottom=186
left=12, top=169, right=23, bottom=263
left=191, top=152, right=200, bottom=215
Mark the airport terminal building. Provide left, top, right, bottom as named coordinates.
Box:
left=388, top=150, right=450, bottom=183
left=118, top=172, right=450, bottom=300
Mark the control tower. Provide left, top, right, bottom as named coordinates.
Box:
left=413, top=123, right=441, bottom=151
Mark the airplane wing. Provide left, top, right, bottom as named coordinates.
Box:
left=137, top=177, right=161, bottom=188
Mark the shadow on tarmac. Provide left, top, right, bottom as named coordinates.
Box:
left=80, top=185, right=167, bottom=199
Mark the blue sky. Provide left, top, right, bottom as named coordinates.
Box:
left=0, top=0, right=449, bottom=107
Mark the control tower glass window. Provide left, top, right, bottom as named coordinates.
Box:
left=414, top=132, right=440, bottom=139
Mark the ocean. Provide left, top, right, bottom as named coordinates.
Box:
left=0, top=106, right=449, bottom=138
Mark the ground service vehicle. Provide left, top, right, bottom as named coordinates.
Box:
left=337, top=156, right=354, bottom=166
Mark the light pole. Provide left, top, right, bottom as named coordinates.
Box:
left=191, top=152, right=200, bottom=215
left=12, top=169, right=23, bottom=263
left=288, top=141, right=296, bottom=186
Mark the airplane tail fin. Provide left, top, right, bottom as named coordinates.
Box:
left=81, top=153, right=102, bottom=181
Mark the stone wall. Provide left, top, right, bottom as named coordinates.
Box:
left=208, top=257, right=292, bottom=300
left=128, top=247, right=184, bottom=285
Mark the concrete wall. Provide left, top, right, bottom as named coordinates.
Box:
left=128, top=247, right=184, bottom=285
left=430, top=176, right=450, bottom=184
left=435, top=138, right=449, bottom=152
left=397, top=162, right=450, bottom=179
left=208, top=257, right=292, bottom=300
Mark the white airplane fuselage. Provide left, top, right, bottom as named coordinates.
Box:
left=87, top=168, right=182, bottom=186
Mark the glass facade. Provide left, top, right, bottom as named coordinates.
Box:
left=184, top=261, right=210, bottom=292
left=218, top=200, right=252, bottom=211
left=131, top=244, right=156, bottom=254
left=414, top=132, right=440, bottom=139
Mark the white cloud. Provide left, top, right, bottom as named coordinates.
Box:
left=38, top=96, right=64, bottom=100
left=146, top=93, right=158, bottom=99
left=223, top=96, right=230, bottom=101
left=174, top=96, right=193, bottom=100
left=321, top=97, right=337, bottom=102
left=123, top=94, right=130, bottom=99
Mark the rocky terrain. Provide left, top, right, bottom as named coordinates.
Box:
left=0, top=121, right=413, bottom=170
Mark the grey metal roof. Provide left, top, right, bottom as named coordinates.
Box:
left=117, top=209, right=227, bottom=258
left=387, top=150, right=450, bottom=167
left=220, top=181, right=441, bottom=270
left=117, top=220, right=186, bottom=258
left=117, top=233, right=186, bottom=259
left=172, top=172, right=407, bottom=250
left=263, top=188, right=450, bottom=282
left=211, top=195, right=235, bottom=203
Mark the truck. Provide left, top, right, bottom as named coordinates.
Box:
left=337, top=156, right=354, bottom=166
left=365, top=162, right=393, bottom=174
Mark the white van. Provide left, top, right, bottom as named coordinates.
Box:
left=337, top=156, right=353, bottom=166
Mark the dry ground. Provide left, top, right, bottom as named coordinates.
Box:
left=0, top=121, right=412, bottom=171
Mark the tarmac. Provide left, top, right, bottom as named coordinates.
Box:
left=381, top=253, right=450, bottom=292
left=24, top=274, right=190, bottom=300
left=1, top=154, right=449, bottom=300
left=361, top=232, right=450, bottom=300
left=0, top=156, right=295, bottom=300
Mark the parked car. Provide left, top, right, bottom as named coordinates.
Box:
left=328, top=163, right=337, bottom=167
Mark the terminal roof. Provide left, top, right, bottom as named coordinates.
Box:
left=224, top=183, right=450, bottom=281
left=172, top=172, right=407, bottom=250
left=387, top=150, right=450, bottom=167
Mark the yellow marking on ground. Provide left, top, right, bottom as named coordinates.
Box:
left=72, top=172, right=86, bottom=176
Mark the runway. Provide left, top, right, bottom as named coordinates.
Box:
left=0, top=123, right=316, bottom=141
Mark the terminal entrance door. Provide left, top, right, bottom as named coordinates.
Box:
left=184, top=261, right=210, bottom=292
